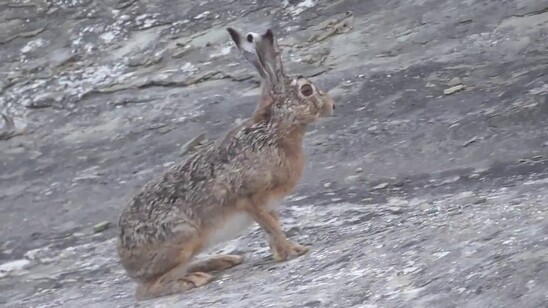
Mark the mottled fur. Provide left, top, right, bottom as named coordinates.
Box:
left=117, top=27, right=335, bottom=300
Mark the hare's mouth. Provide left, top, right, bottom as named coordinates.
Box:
left=320, top=105, right=335, bottom=118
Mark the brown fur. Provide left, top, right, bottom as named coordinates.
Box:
left=117, top=27, right=336, bottom=300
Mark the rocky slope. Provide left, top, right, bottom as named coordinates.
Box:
left=0, top=0, right=547, bottom=307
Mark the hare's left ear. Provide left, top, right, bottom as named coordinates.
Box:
left=227, top=27, right=269, bottom=80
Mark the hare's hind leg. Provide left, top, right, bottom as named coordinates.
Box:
left=187, top=255, right=244, bottom=273
left=134, top=236, right=214, bottom=300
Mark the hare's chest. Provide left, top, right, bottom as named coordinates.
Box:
left=277, top=152, right=305, bottom=187
left=204, top=212, right=254, bottom=249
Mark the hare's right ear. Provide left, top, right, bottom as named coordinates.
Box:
left=254, top=29, right=286, bottom=92
left=227, top=27, right=269, bottom=80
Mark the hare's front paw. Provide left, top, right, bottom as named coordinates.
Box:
left=270, top=240, right=309, bottom=262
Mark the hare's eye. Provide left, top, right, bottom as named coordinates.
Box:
left=246, top=34, right=253, bottom=43
left=300, top=84, right=314, bottom=96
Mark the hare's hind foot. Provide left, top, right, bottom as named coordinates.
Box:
left=135, top=255, right=242, bottom=301
left=270, top=240, right=309, bottom=262
left=188, top=254, right=244, bottom=273
left=136, top=271, right=213, bottom=301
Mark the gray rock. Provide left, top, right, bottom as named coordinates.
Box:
left=28, top=93, right=64, bottom=109
left=0, top=259, right=31, bottom=278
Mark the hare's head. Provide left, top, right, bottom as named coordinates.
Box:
left=227, top=27, right=335, bottom=125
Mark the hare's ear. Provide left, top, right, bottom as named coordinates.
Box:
left=227, top=27, right=269, bottom=80
left=254, top=29, right=285, bottom=91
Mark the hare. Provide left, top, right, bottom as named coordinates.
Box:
left=117, top=27, right=336, bottom=300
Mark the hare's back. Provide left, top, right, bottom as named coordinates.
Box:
left=117, top=151, right=236, bottom=244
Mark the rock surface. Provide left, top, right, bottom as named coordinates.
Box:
left=1, top=0, right=547, bottom=307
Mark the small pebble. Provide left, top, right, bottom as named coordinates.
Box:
left=463, top=136, right=479, bottom=147
left=387, top=206, right=403, bottom=214
left=373, top=182, right=389, bottom=190
left=439, top=176, right=460, bottom=185
left=474, top=198, right=487, bottom=204
left=93, top=221, right=111, bottom=233
left=443, top=84, right=465, bottom=95
left=447, top=77, right=462, bottom=87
